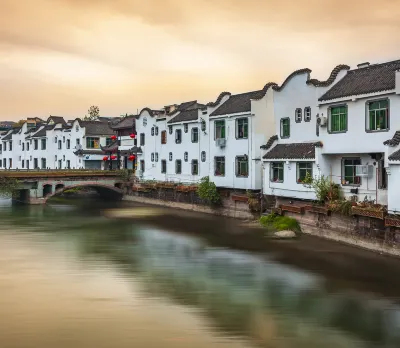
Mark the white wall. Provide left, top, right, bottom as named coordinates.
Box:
left=388, top=165, right=400, bottom=213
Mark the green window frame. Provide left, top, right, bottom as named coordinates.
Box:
left=191, top=159, right=199, bottom=175
left=161, top=159, right=167, bottom=173
left=342, top=158, right=361, bottom=185
left=191, top=127, right=199, bottom=143
left=86, top=137, right=100, bottom=149
left=330, top=106, right=347, bottom=133
left=214, top=156, right=225, bottom=176
left=215, top=120, right=225, bottom=139
left=235, top=156, right=249, bottom=177
left=297, top=162, right=313, bottom=183
left=236, top=118, right=248, bottom=139
left=280, top=118, right=290, bottom=138
left=270, top=162, right=284, bottom=182
left=367, top=100, right=389, bottom=131
left=175, top=159, right=182, bottom=174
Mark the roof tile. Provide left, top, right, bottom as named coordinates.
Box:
left=263, top=142, right=323, bottom=160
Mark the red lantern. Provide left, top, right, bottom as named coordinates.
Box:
left=129, top=133, right=136, bottom=139
left=111, top=155, right=117, bottom=160
left=102, top=156, right=108, bottom=161
left=111, top=135, right=117, bottom=141
left=128, top=155, right=135, bottom=161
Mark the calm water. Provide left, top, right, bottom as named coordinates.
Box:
left=0, top=198, right=400, bottom=348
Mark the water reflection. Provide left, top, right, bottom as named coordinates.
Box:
left=0, top=200, right=399, bottom=348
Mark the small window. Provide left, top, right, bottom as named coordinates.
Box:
left=295, top=108, right=302, bottom=123
left=169, top=152, right=173, bottom=161
left=201, top=119, right=206, bottom=132
left=191, top=127, right=199, bottom=143
left=184, top=124, right=188, bottom=133
left=304, top=107, right=311, bottom=122
left=140, top=133, right=145, bottom=146
left=270, top=162, right=284, bottom=182
left=280, top=118, right=290, bottom=138
left=27, top=142, right=30, bottom=151
left=63, top=155, right=65, bottom=161
left=201, top=151, right=206, bottom=162
left=66, top=160, right=70, bottom=169
left=151, top=153, right=154, bottom=162
left=168, top=125, right=173, bottom=134
left=76, top=138, right=80, bottom=146
left=236, top=156, right=248, bottom=177
left=330, top=106, right=347, bottom=133
left=42, top=139, right=47, bottom=150
left=66, top=139, right=70, bottom=149
left=21, top=160, right=24, bottom=168
left=55, top=155, right=57, bottom=161
left=140, top=160, right=145, bottom=172
left=75, top=125, right=79, bottom=132
left=175, top=129, right=182, bottom=144
left=155, top=126, right=159, bottom=136
left=342, top=158, right=361, bottom=185
left=22, top=143, right=25, bottom=151
left=63, top=136, right=65, bottom=143
left=41, top=158, right=46, bottom=169
left=155, top=152, right=159, bottom=162
left=175, top=159, right=182, bottom=174
left=161, top=159, right=167, bottom=173
left=215, top=120, right=225, bottom=140
left=151, top=127, right=155, bottom=136
left=191, top=160, right=199, bottom=175
left=184, top=152, right=188, bottom=162
left=297, top=162, right=313, bottom=183
left=34, top=139, right=38, bottom=150
left=367, top=100, right=389, bottom=131
left=214, top=156, right=225, bottom=176
left=161, top=130, right=167, bottom=144
left=54, top=137, right=57, bottom=143
left=86, top=137, right=99, bottom=149
left=236, top=118, right=248, bottom=139
left=58, top=140, right=62, bottom=149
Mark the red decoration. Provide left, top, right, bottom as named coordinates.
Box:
left=111, top=135, right=117, bottom=141
left=129, top=133, right=136, bottom=139
left=128, top=155, right=135, bottom=161
left=111, top=155, right=117, bottom=160
left=102, top=156, right=109, bottom=161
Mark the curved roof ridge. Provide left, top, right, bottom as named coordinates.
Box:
left=272, top=68, right=312, bottom=92
left=206, top=91, right=231, bottom=107
left=252, top=82, right=278, bottom=100
left=307, top=64, right=350, bottom=87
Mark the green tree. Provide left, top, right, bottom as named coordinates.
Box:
left=84, top=105, right=100, bottom=121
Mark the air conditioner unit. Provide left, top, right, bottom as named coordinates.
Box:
left=317, top=116, right=327, bottom=127
left=355, top=164, right=374, bottom=177
left=216, top=138, right=226, bottom=147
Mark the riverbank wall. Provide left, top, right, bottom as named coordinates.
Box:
left=123, top=187, right=400, bottom=257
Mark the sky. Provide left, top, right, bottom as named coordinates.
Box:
left=0, top=0, right=399, bottom=121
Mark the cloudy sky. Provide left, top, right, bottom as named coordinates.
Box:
left=0, top=0, right=399, bottom=120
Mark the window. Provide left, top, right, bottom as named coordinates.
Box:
left=151, top=153, right=154, bottom=162
left=63, top=136, right=65, bottom=143
left=19, top=140, right=21, bottom=145
left=155, top=152, right=159, bottom=162
left=270, top=162, right=284, bottom=182
left=22, top=160, right=24, bottom=168
left=2, top=159, right=5, bottom=168
left=41, top=139, right=46, bottom=150
left=236, top=118, right=248, bottom=139
left=8, top=159, right=11, bottom=168
left=304, top=107, right=311, bottom=122
left=214, top=156, right=225, bottom=176
left=161, top=130, right=167, bottom=144
left=184, top=124, right=188, bottom=133
left=215, top=120, right=225, bottom=139
left=106, top=138, right=112, bottom=146
left=27, top=142, right=29, bottom=151
left=280, top=118, right=290, bottom=138
left=9, top=141, right=12, bottom=151
left=168, top=125, right=173, bottom=134
left=342, top=158, right=361, bottom=185
left=66, top=139, right=70, bottom=149
left=86, top=137, right=99, bottom=149
left=201, top=119, right=206, bottom=132
left=297, top=162, right=313, bottom=183
left=367, top=100, right=389, bottom=131
left=175, top=129, right=182, bottom=144
left=236, top=156, right=249, bottom=177
left=161, top=159, right=167, bottom=173
left=66, top=160, right=70, bottom=169
left=295, top=108, right=302, bottom=123
left=34, top=139, right=38, bottom=150
left=55, top=155, right=57, bottom=161
left=184, top=152, right=188, bottom=162
left=63, top=155, right=65, bottom=161
left=18, top=156, right=21, bottom=161
left=155, top=126, right=159, bottom=136
left=191, top=160, right=199, bottom=175
left=41, top=158, right=46, bottom=169
left=330, top=106, right=347, bottom=133
left=58, top=140, right=62, bottom=150
left=139, top=133, right=145, bottom=146
left=33, top=158, right=38, bottom=169
left=140, top=160, right=145, bottom=172
left=22, top=143, right=24, bottom=151
left=58, top=160, right=62, bottom=169
left=75, top=125, right=79, bottom=132
left=26, top=160, right=29, bottom=169
left=191, top=127, right=199, bottom=143
left=378, top=159, right=387, bottom=189
left=201, top=151, right=206, bottom=162
left=169, top=152, right=173, bottom=161
left=54, top=137, right=57, bottom=143
left=76, top=138, right=80, bottom=146
left=175, top=159, right=182, bottom=174
left=151, top=127, right=155, bottom=136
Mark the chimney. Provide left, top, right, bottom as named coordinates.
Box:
left=357, top=62, right=370, bottom=69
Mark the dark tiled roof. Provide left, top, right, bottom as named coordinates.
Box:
left=210, top=90, right=265, bottom=116
left=100, top=140, right=118, bottom=152
left=319, top=60, right=400, bottom=101
left=74, top=149, right=106, bottom=156
left=383, top=131, right=400, bottom=146
left=307, top=65, right=350, bottom=87
left=262, top=142, right=323, bottom=160
left=109, top=116, right=136, bottom=130
left=47, top=116, right=66, bottom=125
left=31, top=125, right=53, bottom=138
left=260, top=135, right=278, bottom=150
left=167, top=109, right=199, bottom=124
left=80, top=121, right=115, bottom=136
left=389, top=149, right=400, bottom=161
left=1, top=132, right=13, bottom=140
left=207, top=92, right=231, bottom=107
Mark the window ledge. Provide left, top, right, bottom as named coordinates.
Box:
left=329, top=131, right=347, bottom=134
left=365, top=129, right=389, bottom=133
left=270, top=180, right=284, bottom=183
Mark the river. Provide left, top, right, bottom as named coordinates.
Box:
left=0, top=197, right=400, bottom=348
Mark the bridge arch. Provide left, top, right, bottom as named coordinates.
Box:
left=45, top=183, right=123, bottom=203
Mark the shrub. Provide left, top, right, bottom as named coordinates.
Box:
left=0, top=177, right=19, bottom=197
left=247, top=190, right=261, bottom=213
left=197, top=176, right=221, bottom=205
left=259, top=213, right=301, bottom=233
left=302, top=172, right=341, bottom=203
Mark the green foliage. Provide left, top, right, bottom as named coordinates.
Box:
left=0, top=177, right=20, bottom=197
left=259, top=213, right=301, bottom=233
left=117, top=169, right=133, bottom=181
left=327, top=199, right=353, bottom=216
left=84, top=105, right=100, bottom=121
left=246, top=190, right=261, bottom=213
left=302, top=172, right=341, bottom=203
left=197, top=176, right=221, bottom=205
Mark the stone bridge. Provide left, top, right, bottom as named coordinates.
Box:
left=1, top=170, right=124, bottom=204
